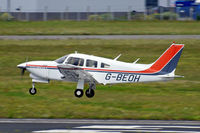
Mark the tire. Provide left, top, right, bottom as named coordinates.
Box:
left=85, top=89, right=95, bottom=98
left=29, top=87, right=37, bottom=95
left=74, top=89, right=84, bottom=98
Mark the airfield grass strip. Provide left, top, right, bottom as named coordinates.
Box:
left=0, top=21, right=200, bottom=35
left=0, top=39, right=199, bottom=120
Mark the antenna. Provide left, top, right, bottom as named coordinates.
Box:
left=114, top=54, right=121, bottom=61
left=75, top=51, right=78, bottom=54
left=133, top=58, right=140, bottom=64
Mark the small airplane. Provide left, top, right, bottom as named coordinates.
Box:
left=17, top=43, right=184, bottom=98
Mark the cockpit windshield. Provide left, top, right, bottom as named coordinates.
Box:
left=54, top=55, right=68, bottom=64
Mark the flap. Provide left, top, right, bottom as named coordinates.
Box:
left=57, top=64, right=96, bottom=82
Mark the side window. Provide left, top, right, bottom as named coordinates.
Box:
left=101, top=63, right=110, bottom=68
left=86, top=59, right=97, bottom=68
left=66, top=57, right=84, bottom=66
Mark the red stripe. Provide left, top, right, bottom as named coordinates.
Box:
left=137, top=44, right=184, bottom=73
left=84, top=44, right=184, bottom=74
left=83, top=68, right=135, bottom=73
left=27, top=64, right=57, bottom=68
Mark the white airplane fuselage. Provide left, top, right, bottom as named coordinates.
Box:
left=24, top=55, right=172, bottom=85
left=17, top=44, right=184, bottom=97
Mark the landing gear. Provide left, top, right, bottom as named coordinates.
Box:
left=74, top=79, right=84, bottom=98
left=74, top=80, right=96, bottom=98
left=29, top=82, right=37, bottom=95
left=85, top=82, right=95, bottom=98
left=74, top=89, right=84, bottom=98
left=85, top=89, right=95, bottom=98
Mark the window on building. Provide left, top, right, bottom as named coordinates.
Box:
left=101, top=63, right=110, bottom=68
left=86, top=59, right=97, bottom=68
left=146, top=0, right=158, bottom=8
left=66, top=57, right=84, bottom=66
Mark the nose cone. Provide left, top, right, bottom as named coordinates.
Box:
left=17, top=62, right=27, bottom=69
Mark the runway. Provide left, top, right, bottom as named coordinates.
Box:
left=0, top=35, right=200, bottom=40
left=0, top=119, right=200, bottom=133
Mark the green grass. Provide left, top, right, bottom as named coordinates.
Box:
left=1, top=21, right=200, bottom=35
left=0, top=39, right=200, bottom=120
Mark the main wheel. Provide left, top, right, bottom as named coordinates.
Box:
left=85, top=89, right=95, bottom=98
left=29, top=87, right=37, bottom=95
left=74, top=89, right=84, bottom=98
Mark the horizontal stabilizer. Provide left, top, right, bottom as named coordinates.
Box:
left=173, top=75, right=184, bottom=78
left=158, top=75, right=184, bottom=78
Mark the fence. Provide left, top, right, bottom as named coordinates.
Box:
left=0, top=6, right=196, bottom=21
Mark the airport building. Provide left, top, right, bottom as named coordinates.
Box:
left=0, top=0, right=176, bottom=20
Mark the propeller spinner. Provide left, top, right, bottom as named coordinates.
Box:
left=17, top=62, right=27, bottom=76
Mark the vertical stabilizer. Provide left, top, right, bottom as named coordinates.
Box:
left=150, top=44, right=184, bottom=74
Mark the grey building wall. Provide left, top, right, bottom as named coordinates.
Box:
left=0, top=0, right=177, bottom=21
left=0, top=0, right=37, bottom=12
left=0, top=0, right=6, bottom=11
left=0, top=0, right=177, bottom=13
left=36, top=0, right=145, bottom=12
left=0, top=0, right=145, bottom=12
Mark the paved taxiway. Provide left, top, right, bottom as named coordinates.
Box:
left=0, top=35, right=200, bottom=40
left=0, top=119, right=200, bottom=133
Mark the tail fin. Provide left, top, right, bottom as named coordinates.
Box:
left=150, top=44, right=184, bottom=74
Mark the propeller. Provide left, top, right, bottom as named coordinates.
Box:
left=18, top=57, right=29, bottom=78
left=26, top=57, right=29, bottom=62
left=21, top=68, right=26, bottom=76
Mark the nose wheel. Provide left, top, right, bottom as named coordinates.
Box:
left=29, top=82, right=37, bottom=95
left=29, top=87, right=37, bottom=95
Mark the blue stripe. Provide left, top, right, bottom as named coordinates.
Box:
left=156, top=49, right=183, bottom=75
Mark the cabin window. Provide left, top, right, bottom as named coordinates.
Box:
left=86, top=59, right=97, bottom=68
left=101, top=63, right=110, bottom=68
left=66, top=57, right=84, bottom=66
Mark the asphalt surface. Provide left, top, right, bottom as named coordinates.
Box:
left=0, top=35, right=200, bottom=40
left=0, top=119, right=200, bottom=133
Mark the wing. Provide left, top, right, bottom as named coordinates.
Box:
left=57, top=64, right=96, bottom=83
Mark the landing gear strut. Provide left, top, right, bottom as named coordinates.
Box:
left=74, top=79, right=84, bottom=98
left=29, top=82, right=37, bottom=95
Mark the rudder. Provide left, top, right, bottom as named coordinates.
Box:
left=151, top=44, right=184, bottom=74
